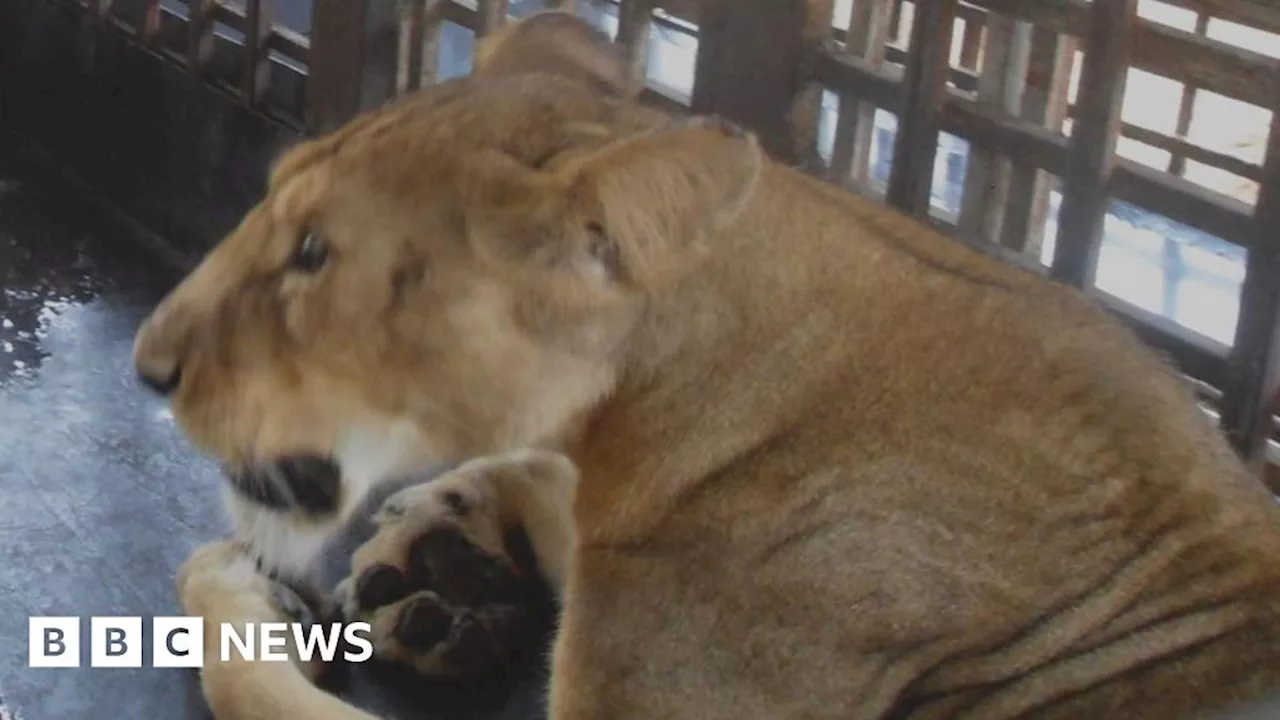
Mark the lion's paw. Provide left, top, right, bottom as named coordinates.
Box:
left=176, top=540, right=336, bottom=685
left=333, top=468, right=548, bottom=680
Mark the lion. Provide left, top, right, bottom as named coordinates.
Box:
left=131, top=10, right=1280, bottom=720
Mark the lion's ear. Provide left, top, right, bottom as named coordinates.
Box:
left=548, top=116, right=763, bottom=291
left=472, top=11, right=640, bottom=99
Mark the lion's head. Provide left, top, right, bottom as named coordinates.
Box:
left=131, top=11, right=762, bottom=573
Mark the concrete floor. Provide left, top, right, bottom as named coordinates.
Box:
left=0, top=144, right=547, bottom=719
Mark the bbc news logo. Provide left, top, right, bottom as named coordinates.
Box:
left=29, top=617, right=373, bottom=668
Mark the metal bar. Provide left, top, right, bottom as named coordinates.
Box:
left=141, top=0, right=162, bottom=45
left=1000, top=26, right=1077, bottom=254
left=690, top=0, right=814, bottom=164
left=957, top=14, right=1032, bottom=244
left=1050, top=0, right=1138, bottom=288
left=616, top=0, right=655, bottom=89
left=885, top=0, right=959, bottom=215
left=887, top=0, right=904, bottom=45
left=1168, top=11, right=1211, bottom=178
left=418, top=0, right=444, bottom=88
left=187, top=0, right=218, bottom=74
left=1154, top=0, right=1280, bottom=37
left=1117, top=120, right=1264, bottom=183
left=873, top=37, right=1263, bottom=188
left=210, top=2, right=308, bottom=65
left=1220, top=80, right=1280, bottom=468
left=827, top=0, right=895, bottom=186
left=307, top=0, right=401, bottom=134
left=958, top=14, right=985, bottom=70
left=814, top=46, right=1257, bottom=251
left=241, top=0, right=275, bottom=106
left=965, top=0, right=1277, bottom=110
left=398, top=0, right=426, bottom=94
left=476, top=0, right=509, bottom=37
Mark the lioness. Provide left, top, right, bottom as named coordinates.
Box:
left=132, top=11, right=1280, bottom=720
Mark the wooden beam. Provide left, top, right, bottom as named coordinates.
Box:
left=691, top=0, right=814, bottom=164
left=827, top=0, right=895, bottom=186
left=886, top=0, right=959, bottom=215
left=616, top=0, right=656, bottom=89
left=240, top=0, right=275, bottom=106
left=1220, top=78, right=1280, bottom=468
left=307, top=0, right=401, bottom=134
left=1001, top=26, right=1077, bottom=254
left=476, top=0, right=509, bottom=37
left=957, top=15, right=1032, bottom=243
left=814, top=46, right=1257, bottom=251
left=1050, top=0, right=1138, bottom=289
left=1168, top=11, right=1211, bottom=178
left=187, top=0, right=218, bottom=74
left=141, top=0, right=162, bottom=45
left=965, top=0, right=1278, bottom=110
left=1156, top=0, right=1280, bottom=37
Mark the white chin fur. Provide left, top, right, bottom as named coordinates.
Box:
left=224, top=418, right=437, bottom=579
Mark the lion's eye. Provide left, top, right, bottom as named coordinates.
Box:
left=290, top=230, right=329, bottom=273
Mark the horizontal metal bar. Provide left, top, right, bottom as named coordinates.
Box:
left=836, top=32, right=1264, bottom=186
left=964, top=0, right=1279, bottom=109
left=813, top=47, right=1258, bottom=251
left=1155, top=0, right=1280, bottom=38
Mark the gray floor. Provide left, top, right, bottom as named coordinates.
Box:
left=0, top=145, right=547, bottom=719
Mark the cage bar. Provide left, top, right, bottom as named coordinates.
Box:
left=1222, top=93, right=1280, bottom=467
left=1050, top=0, right=1138, bottom=288
left=240, top=0, right=275, bottom=106
left=885, top=0, right=958, bottom=216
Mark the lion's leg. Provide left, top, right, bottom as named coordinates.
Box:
left=334, top=449, right=578, bottom=677
left=178, top=542, right=381, bottom=720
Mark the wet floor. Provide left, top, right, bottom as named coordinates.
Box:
left=0, top=143, right=547, bottom=719
left=0, top=141, right=226, bottom=718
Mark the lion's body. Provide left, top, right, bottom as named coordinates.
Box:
left=132, top=11, right=1280, bottom=720
left=554, top=162, right=1280, bottom=719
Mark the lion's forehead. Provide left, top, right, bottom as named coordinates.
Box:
left=270, top=75, right=659, bottom=202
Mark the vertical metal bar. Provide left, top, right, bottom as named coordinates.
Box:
left=418, top=0, right=443, bottom=88
left=308, top=0, right=401, bottom=134
left=691, top=0, right=814, bottom=164
left=887, top=0, right=905, bottom=46
left=80, top=0, right=115, bottom=71
left=958, top=16, right=984, bottom=71
left=399, top=0, right=427, bottom=94
left=827, top=0, right=894, bottom=187
left=141, top=0, right=163, bottom=45
left=1049, top=0, right=1138, bottom=288
left=958, top=15, right=1032, bottom=243
left=616, top=0, right=655, bottom=89
left=1001, top=28, right=1077, bottom=253
left=187, top=0, right=218, bottom=74
left=1168, top=11, right=1210, bottom=178
left=241, top=0, right=276, bottom=106
left=1220, top=82, right=1280, bottom=469
left=476, top=0, right=509, bottom=37
left=885, top=0, right=958, bottom=216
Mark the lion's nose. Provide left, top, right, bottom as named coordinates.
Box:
left=133, top=314, right=185, bottom=397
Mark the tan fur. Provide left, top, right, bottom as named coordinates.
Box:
left=137, top=13, right=1280, bottom=720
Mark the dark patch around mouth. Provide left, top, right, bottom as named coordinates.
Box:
left=225, top=454, right=342, bottom=516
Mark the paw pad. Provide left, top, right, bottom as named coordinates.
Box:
left=356, top=564, right=411, bottom=611
left=394, top=595, right=453, bottom=650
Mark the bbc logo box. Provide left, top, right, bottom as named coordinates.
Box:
left=29, top=616, right=372, bottom=668
left=29, top=616, right=181, bottom=669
